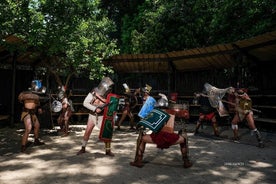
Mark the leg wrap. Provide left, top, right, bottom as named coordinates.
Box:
left=254, top=129, right=262, bottom=142
left=254, top=129, right=265, bottom=148
left=105, top=142, right=114, bottom=156
left=105, top=142, right=111, bottom=149
left=130, top=137, right=145, bottom=168
left=134, top=128, right=144, bottom=161
left=81, top=140, right=88, bottom=147
left=180, top=135, right=188, bottom=156
left=180, top=142, right=193, bottom=168
left=232, top=124, right=239, bottom=140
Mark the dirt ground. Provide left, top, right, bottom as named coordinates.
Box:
left=0, top=121, right=275, bottom=184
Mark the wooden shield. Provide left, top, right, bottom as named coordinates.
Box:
left=99, top=93, right=119, bottom=142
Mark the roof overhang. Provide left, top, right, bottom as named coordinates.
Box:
left=103, top=31, right=276, bottom=73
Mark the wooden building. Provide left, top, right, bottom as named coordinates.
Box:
left=1, top=31, right=276, bottom=127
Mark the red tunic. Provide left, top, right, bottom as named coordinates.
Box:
left=200, top=112, right=215, bottom=121
left=150, top=131, right=179, bottom=149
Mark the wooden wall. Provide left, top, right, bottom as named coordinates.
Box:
left=1, top=60, right=275, bottom=126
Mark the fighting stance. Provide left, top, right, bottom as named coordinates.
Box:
left=117, top=85, right=139, bottom=131
left=57, top=88, right=72, bottom=136
left=77, top=77, right=115, bottom=156
left=194, top=92, right=220, bottom=137
left=116, top=95, right=135, bottom=130
left=230, top=89, right=264, bottom=147
left=18, top=91, right=45, bottom=153
left=130, top=85, right=193, bottom=168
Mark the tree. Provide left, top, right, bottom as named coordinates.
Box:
left=118, top=0, right=275, bottom=54
left=0, top=0, right=119, bottom=83
left=209, top=0, right=276, bottom=44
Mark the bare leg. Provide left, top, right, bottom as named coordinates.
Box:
left=231, top=114, right=240, bottom=140
left=62, top=111, right=70, bottom=136
left=77, top=119, right=95, bottom=155
left=33, top=116, right=45, bottom=146
left=117, top=110, right=127, bottom=130
left=130, top=134, right=148, bottom=168
left=21, top=115, right=32, bottom=152
left=128, top=112, right=136, bottom=129
left=246, top=113, right=264, bottom=147
left=194, top=114, right=204, bottom=134
left=211, top=116, right=219, bottom=136
left=175, top=135, right=193, bottom=168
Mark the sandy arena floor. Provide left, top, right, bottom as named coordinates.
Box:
left=0, top=122, right=275, bottom=184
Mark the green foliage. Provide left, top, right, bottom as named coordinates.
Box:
left=209, top=0, right=276, bottom=43
left=0, top=0, right=118, bottom=80
left=1, top=0, right=275, bottom=75
left=118, top=0, right=275, bottom=54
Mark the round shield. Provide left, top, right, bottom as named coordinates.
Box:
left=51, top=100, right=62, bottom=112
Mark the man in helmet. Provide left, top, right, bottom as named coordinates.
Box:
left=130, top=85, right=193, bottom=168
left=194, top=90, right=220, bottom=137
left=230, top=88, right=264, bottom=148
left=77, top=77, right=115, bottom=156
left=57, top=87, right=73, bottom=136
left=116, top=84, right=140, bottom=131
left=18, top=90, right=45, bottom=153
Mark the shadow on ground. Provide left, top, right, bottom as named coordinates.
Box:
left=0, top=122, right=275, bottom=184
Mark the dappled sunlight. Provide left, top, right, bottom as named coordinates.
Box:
left=156, top=174, right=170, bottom=181
left=218, top=166, right=229, bottom=171
left=248, top=160, right=273, bottom=168
left=210, top=169, right=223, bottom=176
left=238, top=171, right=265, bottom=184
left=0, top=123, right=275, bottom=184
left=200, top=150, right=215, bottom=155
left=1, top=168, right=35, bottom=181
left=92, top=165, right=117, bottom=176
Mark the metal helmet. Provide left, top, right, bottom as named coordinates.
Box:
left=57, top=86, right=66, bottom=100
left=31, top=80, right=42, bottom=91
left=142, top=84, right=152, bottom=94
left=155, top=93, right=168, bottom=108
left=123, top=83, right=131, bottom=94
left=94, top=77, right=114, bottom=97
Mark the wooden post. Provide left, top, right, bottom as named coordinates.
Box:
left=10, top=51, right=17, bottom=127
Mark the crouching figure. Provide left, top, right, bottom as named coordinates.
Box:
left=130, top=119, right=193, bottom=168
left=130, top=88, right=192, bottom=168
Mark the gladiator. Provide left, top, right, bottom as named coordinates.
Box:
left=194, top=91, right=220, bottom=137
left=77, top=77, right=116, bottom=156
left=230, top=89, right=264, bottom=148
left=117, top=84, right=139, bottom=131
left=130, top=85, right=193, bottom=168
left=18, top=91, right=45, bottom=153
left=57, top=89, right=72, bottom=136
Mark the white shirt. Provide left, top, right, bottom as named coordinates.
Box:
left=83, top=93, right=97, bottom=112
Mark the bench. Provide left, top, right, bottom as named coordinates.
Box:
left=0, top=115, right=9, bottom=121
left=254, top=117, right=276, bottom=124
left=253, top=105, right=276, bottom=110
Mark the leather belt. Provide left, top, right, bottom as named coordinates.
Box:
left=89, top=111, right=103, bottom=116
